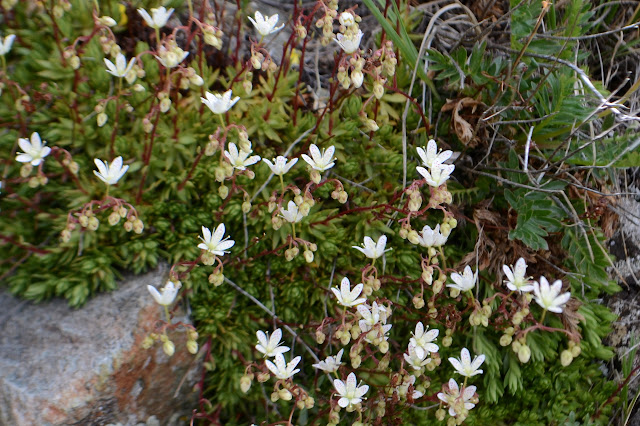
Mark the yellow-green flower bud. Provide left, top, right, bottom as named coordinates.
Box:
left=517, top=345, right=531, bottom=363
left=163, top=340, right=175, bottom=357
left=187, top=340, right=198, bottom=354
left=499, top=334, right=513, bottom=346
left=560, top=349, right=573, bottom=366
left=240, top=375, right=252, bottom=393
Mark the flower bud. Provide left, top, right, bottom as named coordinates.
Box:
left=142, top=118, right=153, bottom=133
left=242, top=201, right=252, bottom=213
left=218, top=185, right=229, bottom=199
left=560, top=349, right=573, bottom=366
left=270, top=392, right=279, bottom=402
left=303, top=250, right=314, bottom=263
left=141, top=335, right=155, bottom=349
left=187, top=340, right=198, bottom=354
left=133, top=83, right=145, bottom=92
left=412, top=295, right=425, bottom=309
left=435, top=408, right=446, bottom=421
left=69, top=55, right=81, bottom=69
left=88, top=216, right=100, bottom=231
left=133, top=218, right=144, bottom=234
left=407, top=230, right=420, bottom=245
left=442, top=336, right=452, bottom=347
left=97, top=112, right=108, bottom=127
left=499, top=334, right=513, bottom=347
left=208, top=271, right=224, bottom=287
left=108, top=212, right=120, bottom=226
left=159, top=98, right=171, bottom=113
left=240, top=375, right=252, bottom=393
left=338, top=190, right=348, bottom=204
left=60, top=229, right=72, bottom=243
left=123, top=220, right=133, bottom=232
left=257, top=372, right=270, bottom=383
left=351, top=70, right=364, bottom=88
left=379, top=340, right=389, bottom=354
left=570, top=344, right=581, bottom=357
left=351, top=355, right=362, bottom=368
left=242, top=80, right=252, bottom=95
left=517, top=345, right=531, bottom=363
left=163, top=340, right=175, bottom=357
left=278, top=389, right=292, bottom=401
left=373, top=82, right=384, bottom=99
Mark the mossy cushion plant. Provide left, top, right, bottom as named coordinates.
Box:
left=0, top=0, right=632, bottom=424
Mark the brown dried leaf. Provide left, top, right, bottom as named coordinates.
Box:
left=441, top=97, right=484, bottom=147
left=561, top=297, right=584, bottom=341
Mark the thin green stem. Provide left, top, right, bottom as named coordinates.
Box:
left=291, top=223, right=296, bottom=241
left=279, top=174, right=285, bottom=195
left=1, top=55, right=6, bottom=74
left=105, top=185, right=110, bottom=199
left=154, top=27, right=161, bottom=48
left=540, top=308, right=548, bottom=324
left=187, top=0, right=193, bottom=17
left=463, top=376, right=468, bottom=390
left=163, top=305, right=171, bottom=322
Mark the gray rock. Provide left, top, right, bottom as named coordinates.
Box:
left=0, top=264, right=200, bottom=426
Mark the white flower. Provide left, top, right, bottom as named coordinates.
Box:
left=339, top=12, right=355, bottom=27
left=147, top=280, right=181, bottom=306
left=248, top=11, right=284, bottom=37
left=104, top=53, right=136, bottom=78
left=352, top=235, right=391, bottom=260
left=409, top=322, right=439, bottom=359
left=256, top=328, right=290, bottom=358
left=0, top=34, right=16, bottom=56
left=417, top=224, right=448, bottom=248
left=416, top=139, right=452, bottom=168
left=137, top=6, right=174, bottom=29
left=265, top=354, right=301, bottom=380
left=301, top=144, right=336, bottom=172
left=331, top=277, right=366, bottom=307
left=437, top=378, right=477, bottom=417
left=334, top=30, right=363, bottom=54
left=395, top=375, right=423, bottom=400
left=263, top=156, right=298, bottom=176
left=416, top=159, right=455, bottom=187
left=201, top=90, right=240, bottom=114
left=197, top=224, right=235, bottom=256
left=448, top=348, right=485, bottom=377
left=357, top=302, right=392, bottom=342
left=447, top=265, right=477, bottom=292
left=333, top=372, right=369, bottom=408
left=224, top=142, right=261, bottom=170
left=93, top=156, right=129, bottom=185
left=154, top=41, right=189, bottom=69
left=312, top=349, right=344, bottom=373
left=503, top=258, right=534, bottom=293
left=16, top=132, right=51, bottom=166
left=351, top=70, right=363, bottom=88
left=404, top=343, right=430, bottom=370
left=279, top=200, right=303, bottom=223
left=533, top=276, right=571, bottom=313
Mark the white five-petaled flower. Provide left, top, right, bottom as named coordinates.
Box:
left=334, top=372, right=369, bottom=408
left=404, top=343, right=430, bottom=370
left=147, top=280, right=181, bottom=306
left=448, top=348, right=485, bottom=377
left=357, top=302, right=392, bottom=342
left=447, top=265, right=477, bottom=292
left=16, top=132, right=51, bottom=166
left=279, top=200, right=304, bottom=223
left=312, top=348, right=344, bottom=373
left=533, top=276, right=571, bottom=313
left=201, top=90, right=240, bottom=115
left=416, top=139, right=452, bottom=168
left=263, top=156, right=298, bottom=176
left=248, top=11, right=284, bottom=37
left=93, top=156, right=129, bottom=185
left=339, top=12, right=355, bottom=27
left=416, top=159, right=455, bottom=187
left=417, top=224, right=448, bottom=248
left=352, top=235, right=391, bottom=260
left=301, top=144, right=336, bottom=172
left=197, top=224, right=235, bottom=256
left=334, top=30, right=363, bottom=54
left=409, top=322, right=439, bottom=359
left=137, top=6, right=174, bottom=29
left=104, top=53, right=136, bottom=78
left=265, top=353, right=301, bottom=380
left=437, top=378, right=477, bottom=417
left=0, top=34, right=16, bottom=56
left=503, top=257, right=534, bottom=293
left=224, top=142, right=261, bottom=170
left=331, top=277, right=366, bottom=307
left=256, top=328, right=290, bottom=358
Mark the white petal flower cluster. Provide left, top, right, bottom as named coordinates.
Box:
left=415, top=140, right=455, bottom=187
left=334, top=29, right=363, bottom=54
left=448, top=347, right=485, bottom=377
left=533, top=276, right=571, bottom=313
left=224, top=142, right=261, bottom=170
left=301, top=144, right=336, bottom=172
left=312, top=348, right=344, bottom=373
left=331, top=277, right=366, bottom=307
left=333, top=372, right=369, bottom=408
left=16, top=132, right=51, bottom=166
left=248, top=11, right=284, bottom=37
left=357, top=301, right=392, bottom=343
left=437, top=378, right=477, bottom=417
left=201, top=90, right=240, bottom=115
left=409, top=322, right=439, bottom=359
left=447, top=265, right=477, bottom=293
left=137, top=6, right=174, bottom=29
left=197, top=224, right=235, bottom=256
left=352, top=235, right=391, bottom=260
left=147, top=280, right=181, bottom=306
left=255, top=328, right=289, bottom=358
left=265, top=353, right=301, bottom=380
left=104, top=53, right=136, bottom=78
left=94, top=156, right=129, bottom=185
left=416, top=224, right=448, bottom=248
left=503, top=257, right=534, bottom=293
left=403, top=342, right=430, bottom=370
left=263, top=155, right=298, bottom=176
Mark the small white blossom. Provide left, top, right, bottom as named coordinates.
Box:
left=334, top=372, right=369, bottom=408
left=312, top=348, right=344, bottom=373
left=437, top=378, right=477, bottom=417
left=396, top=374, right=424, bottom=400
left=334, top=30, right=363, bottom=54
left=263, top=156, right=298, bottom=176
left=248, top=11, right=284, bottom=37
left=279, top=200, right=304, bottom=223
left=0, top=34, right=16, bottom=56
left=339, top=12, right=355, bottom=27
left=404, top=343, right=430, bottom=370
left=93, top=156, right=129, bottom=185
left=503, top=257, right=534, bottom=293
left=331, top=277, right=366, bottom=307
left=416, top=159, right=455, bottom=187
left=147, top=280, right=181, bottom=306
left=256, top=328, right=290, bottom=358
left=409, top=322, right=439, bottom=359
left=201, top=90, right=240, bottom=114
left=358, top=302, right=392, bottom=342
left=197, top=224, right=235, bottom=256
left=447, top=265, right=477, bottom=292
left=448, top=348, right=485, bottom=377
left=417, top=224, right=448, bottom=248
left=137, top=6, right=174, bottom=29
left=416, top=139, right=452, bottom=168
left=533, top=276, right=571, bottom=313
left=301, top=144, right=336, bottom=172
left=351, top=69, right=363, bottom=88
left=16, top=132, right=51, bottom=166
left=265, top=354, right=301, bottom=380
left=98, top=16, right=117, bottom=27
left=352, top=235, right=391, bottom=260
left=224, top=142, right=261, bottom=170
left=154, top=41, right=188, bottom=68
left=104, top=53, right=136, bottom=78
